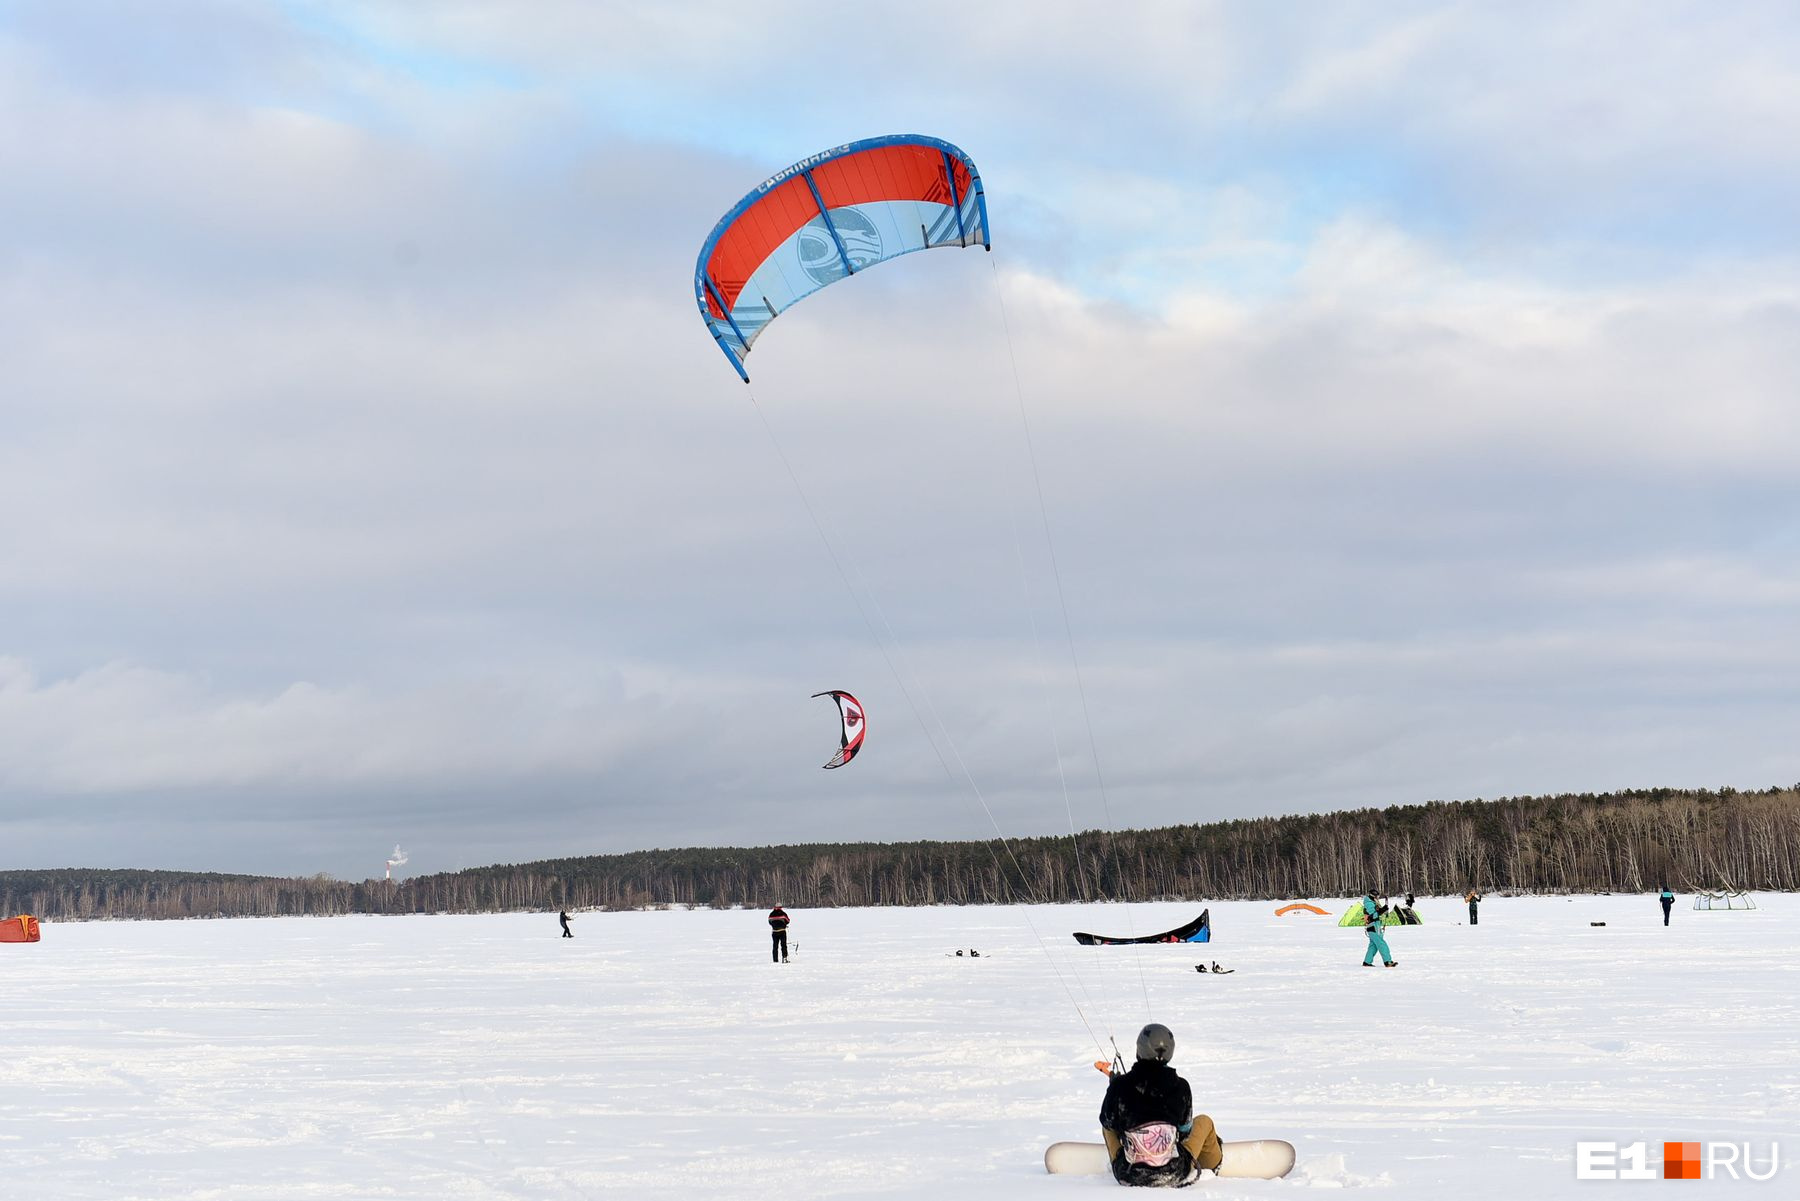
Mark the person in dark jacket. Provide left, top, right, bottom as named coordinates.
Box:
left=558, top=910, right=573, bottom=938
left=1659, top=886, right=1675, bottom=926
left=1465, top=888, right=1482, bottom=925
left=767, top=905, right=790, bottom=963
left=1099, top=1023, right=1221, bottom=1186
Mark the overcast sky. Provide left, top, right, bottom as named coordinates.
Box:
left=3, top=1, right=1798, bottom=880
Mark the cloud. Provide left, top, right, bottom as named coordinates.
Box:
left=1, top=4, right=1798, bottom=877
left=0, top=656, right=656, bottom=792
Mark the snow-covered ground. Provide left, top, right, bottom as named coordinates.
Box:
left=1, top=895, right=1794, bottom=1200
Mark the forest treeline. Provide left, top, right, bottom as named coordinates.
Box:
left=5, top=786, right=1796, bottom=922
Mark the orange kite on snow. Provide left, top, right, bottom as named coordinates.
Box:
left=1274, top=903, right=1329, bottom=916
left=0, top=915, right=41, bottom=943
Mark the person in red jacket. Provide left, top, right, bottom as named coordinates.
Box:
left=768, top=905, right=790, bottom=963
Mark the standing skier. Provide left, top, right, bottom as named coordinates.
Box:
left=767, top=905, right=790, bottom=963
left=1361, top=888, right=1397, bottom=968
left=558, top=910, right=573, bottom=938
left=1465, top=888, right=1482, bottom=926
left=1099, top=1023, right=1222, bottom=1186
left=1659, top=885, right=1675, bottom=926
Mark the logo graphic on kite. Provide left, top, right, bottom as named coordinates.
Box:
left=812, top=689, right=866, bottom=770
left=694, top=134, right=990, bottom=381
left=798, top=209, right=883, bottom=286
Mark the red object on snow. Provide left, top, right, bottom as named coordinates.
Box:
left=0, top=915, right=41, bottom=943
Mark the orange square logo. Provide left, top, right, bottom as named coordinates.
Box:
left=1664, top=1142, right=1701, bottom=1180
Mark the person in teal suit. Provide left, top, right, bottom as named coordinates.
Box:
left=1361, top=888, right=1396, bottom=967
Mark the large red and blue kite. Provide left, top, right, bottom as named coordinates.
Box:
left=694, top=135, right=990, bottom=381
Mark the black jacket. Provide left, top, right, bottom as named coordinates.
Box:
left=1100, top=1061, right=1193, bottom=1185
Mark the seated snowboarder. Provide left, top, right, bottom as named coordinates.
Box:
left=1099, top=1023, right=1222, bottom=1186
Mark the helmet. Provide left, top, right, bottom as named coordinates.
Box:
left=1135, top=1022, right=1175, bottom=1063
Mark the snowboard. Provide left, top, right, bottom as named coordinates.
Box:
left=1044, top=1138, right=1296, bottom=1179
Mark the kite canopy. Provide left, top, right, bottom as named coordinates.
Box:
left=695, top=135, right=990, bottom=380
left=1338, top=903, right=1422, bottom=927
left=1274, top=903, right=1329, bottom=916
left=1072, top=910, right=1210, bottom=946
left=812, top=689, right=866, bottom=769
